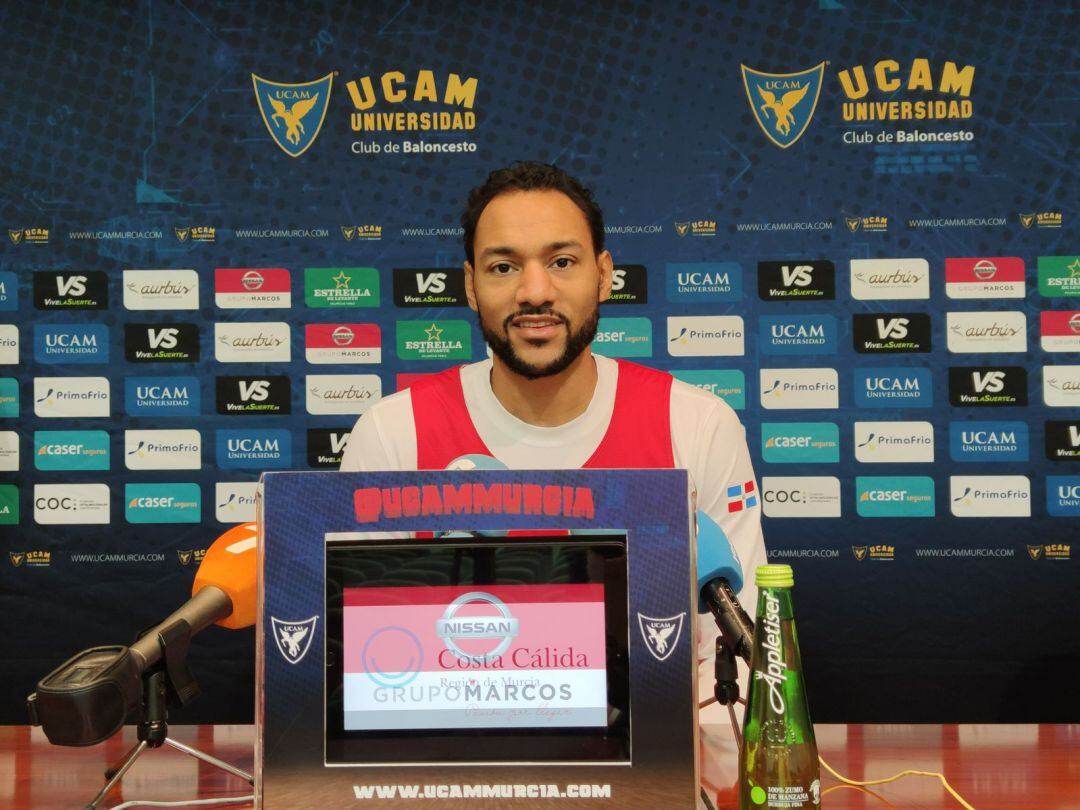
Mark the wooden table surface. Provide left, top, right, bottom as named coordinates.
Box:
left=2, top=723, right=1078, bottom=809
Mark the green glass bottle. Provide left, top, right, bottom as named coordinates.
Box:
left=739, top=564, right=820, bottom=809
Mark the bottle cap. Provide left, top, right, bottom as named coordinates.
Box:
left=755, top=564, right=794, bottom=588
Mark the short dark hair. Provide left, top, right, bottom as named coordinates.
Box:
left=461, top=162, right=605, bottom=265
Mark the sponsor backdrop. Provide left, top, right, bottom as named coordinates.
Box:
left=0, top=1, right=1076, bottom=723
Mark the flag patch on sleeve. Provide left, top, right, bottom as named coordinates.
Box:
left=727, top=480, right=758, bottom=512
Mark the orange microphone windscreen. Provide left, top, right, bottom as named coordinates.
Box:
left=191, top=522, right=258, bottom=630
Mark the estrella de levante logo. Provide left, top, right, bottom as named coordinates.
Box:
left=740, top=62, right=826, bottom=148
left=252, top=73, right=334, bottom=157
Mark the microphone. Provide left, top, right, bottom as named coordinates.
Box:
left=27, top=523, right=258, bottom=746
left=696, top=511, right=754, bottom=663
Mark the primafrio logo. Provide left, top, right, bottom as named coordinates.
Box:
left=305, top=323, right=381, bottom=363
left=757, top=260, right=835, bottom=300
left=215, top=268, right=291, bottom=308
left=123, top=270, right=198, bottom=310
left=34, top=324, right=109, bottom=364
left=0, top=325, right=17, bottom=365
left=946, top=311, right=1026, bottom=353
left=948, top=366, right=1026, bottom=407
left=854, top=422, right=934, bottom=463
left=740, top=63, right=825, bottom=148
left=594, top=317, right=653, bottom=357
left=852, top=313, right=931, bottom=354
left=758, top=314, right=836, bottom=355
left=216, top=428, right=290, bottom=470
left=665, top=262, right=739, bottom=302
left=307, top=428, right=351, bottom=468
left=1040, top=311, right=1080, bottom=352
left=948, top=421, right=1029, bottom=463
left=34, top=483, right=110, bottom=525
left=761, top=476, right=841, bottom=518
left=214, top=322, right=291, bottom=363
left=850, top=258, right=930, bottom=300
left=666, top=316, right=743, bottom=357
left=760, top=368, right=838, bottom=409
left=272, top=615, right=318, bottom=664
left=854, top=367, right=932, bottom=408
left=124, top=376, right=199, bottom=417
left=638, top=612, right=685, bottom=662
left=392, top=267, right=468, bottom=307
left=944, top=257, right=1025, bottom=299
left=1043, top=365, right=1080, bottom=407
left=949, top=476, right=1030, bottom=518
left=124, top=429, right=201, bottom=470
left=252, top=73, right=334, bottom=157
left=34, top=271, right=108, bottom=309
left=124, top=324, right=200, bottom=362
left=34, top=430, right=110, bottom=471
left=34, top=377, right=110, bottom=418
left=306, top=374, right=381, bottom=415
left=855, top=476, right=935, bottom=518
left=215, top=482, right=258, bottom=523
left=215, top=376, right=291, bottom=415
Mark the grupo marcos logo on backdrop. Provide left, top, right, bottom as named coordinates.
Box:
left=252, top=73, right=334, bottom=157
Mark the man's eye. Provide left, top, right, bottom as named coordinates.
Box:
left=551, top=257, right=574, bottom=269
left=491, top=262, right=514, bottom=274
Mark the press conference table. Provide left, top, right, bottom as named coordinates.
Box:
left=1, top=723, right=1077, bottom=809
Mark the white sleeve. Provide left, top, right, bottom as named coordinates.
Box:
left=338, top=389, right=418, bottom=472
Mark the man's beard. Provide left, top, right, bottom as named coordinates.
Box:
left=479, top=304, right=599, bottom=380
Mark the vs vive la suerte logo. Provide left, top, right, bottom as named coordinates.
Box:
left=252, top=73, right=334, bottom=157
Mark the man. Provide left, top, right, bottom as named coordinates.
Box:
left=340, top=161, right=766, bottom=704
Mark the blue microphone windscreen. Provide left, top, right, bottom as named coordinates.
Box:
left=445, top=454, right=508, bottom=470
left=696, top=510, right=744, bottom=600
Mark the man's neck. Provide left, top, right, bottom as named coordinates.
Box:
left=489, top=350, right=598, bottom=427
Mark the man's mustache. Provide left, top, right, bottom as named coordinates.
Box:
left=502, top=306, right=570, bottom=331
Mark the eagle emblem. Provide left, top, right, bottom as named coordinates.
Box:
left=741, top=63, right=826, bottom=149
left=638, top=612, right=685, bottom=662
left=271, top=615, right=319, bottom=664
left=252, top=73, right=334, bottom=158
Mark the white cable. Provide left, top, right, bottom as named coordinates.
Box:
left=109, top=796, right=254, bottom=809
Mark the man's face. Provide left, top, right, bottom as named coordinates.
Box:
left=465, top=190, right=613, bottom=380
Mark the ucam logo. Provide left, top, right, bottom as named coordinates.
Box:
left=34, top=324, right=108, bottom=364
left=948, top=366, right=1026, bottom=407
left=945, top=257, right=1025, bottom=299
left=123, top=269, right=199, bottom=310
left=761, top=476, right=841, bottom=518
left=214, top=267, right=291, bottom=308
left=252, top=73, right=334, bottom=157
left=306, top=374, right=382, bottom=415
left=761, top=423, right=839, bottom=463
left=850, top=258, right=930, bottom=300
left=855, top=477, right=935, bottom=518
left=740, top=62, right=826, bottom=148
left=124, top=430, right=201, bottom=470
left=215, top=482, right=259, bottom=523
left=125, top=483, right=201, bottom=524
left=949, top=421, right=1028, bottom=462
left=665, top=262, right=740, bottom=302
left=949, top=476, right=1030, bottom=518
left=305, top=323, right=381, bottom=363
left=1047, top=476, right=1080, bottom=517
left=854, top=422, right=934, bottom=463
left=758, top=314, right=837, bottom=355
left=216, top=429, right=291, bottom=469
left=33, top=376, right=110, bottom=418
left=854, top=367, right=932, bottom=408
left=672, top=370, right=746, bottom=410
left=34, top=430, right=110, bottom=471
left=592, top=317, right=652, bottom=358
left=946, top=311, right=1027, bottom=353
left=0, top=271, right=17, bottom=310
left=1043, top=365, right=1080, bottom=407
left=759, top=368, right=839, bottom=410
left=214, top=322, right=291, bottom=363
left=124, top=376, right=200, bottom=417
left=666, top=316, right=743, bottom=357
left=757, top=260, right=835, bottom=300
left=34, top=483, right=111, bottom=525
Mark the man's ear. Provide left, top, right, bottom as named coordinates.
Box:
left=597, top=250, right=614, bottom=303
left=464, top=260, right=478, bottom=312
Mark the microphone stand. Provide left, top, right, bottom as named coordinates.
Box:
left=84, top=619, right=253, bottom=810
left=700, top=580, right=755, bottom=746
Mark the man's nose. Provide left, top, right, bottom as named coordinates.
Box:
left=516, top=260, right=556, bottom=307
